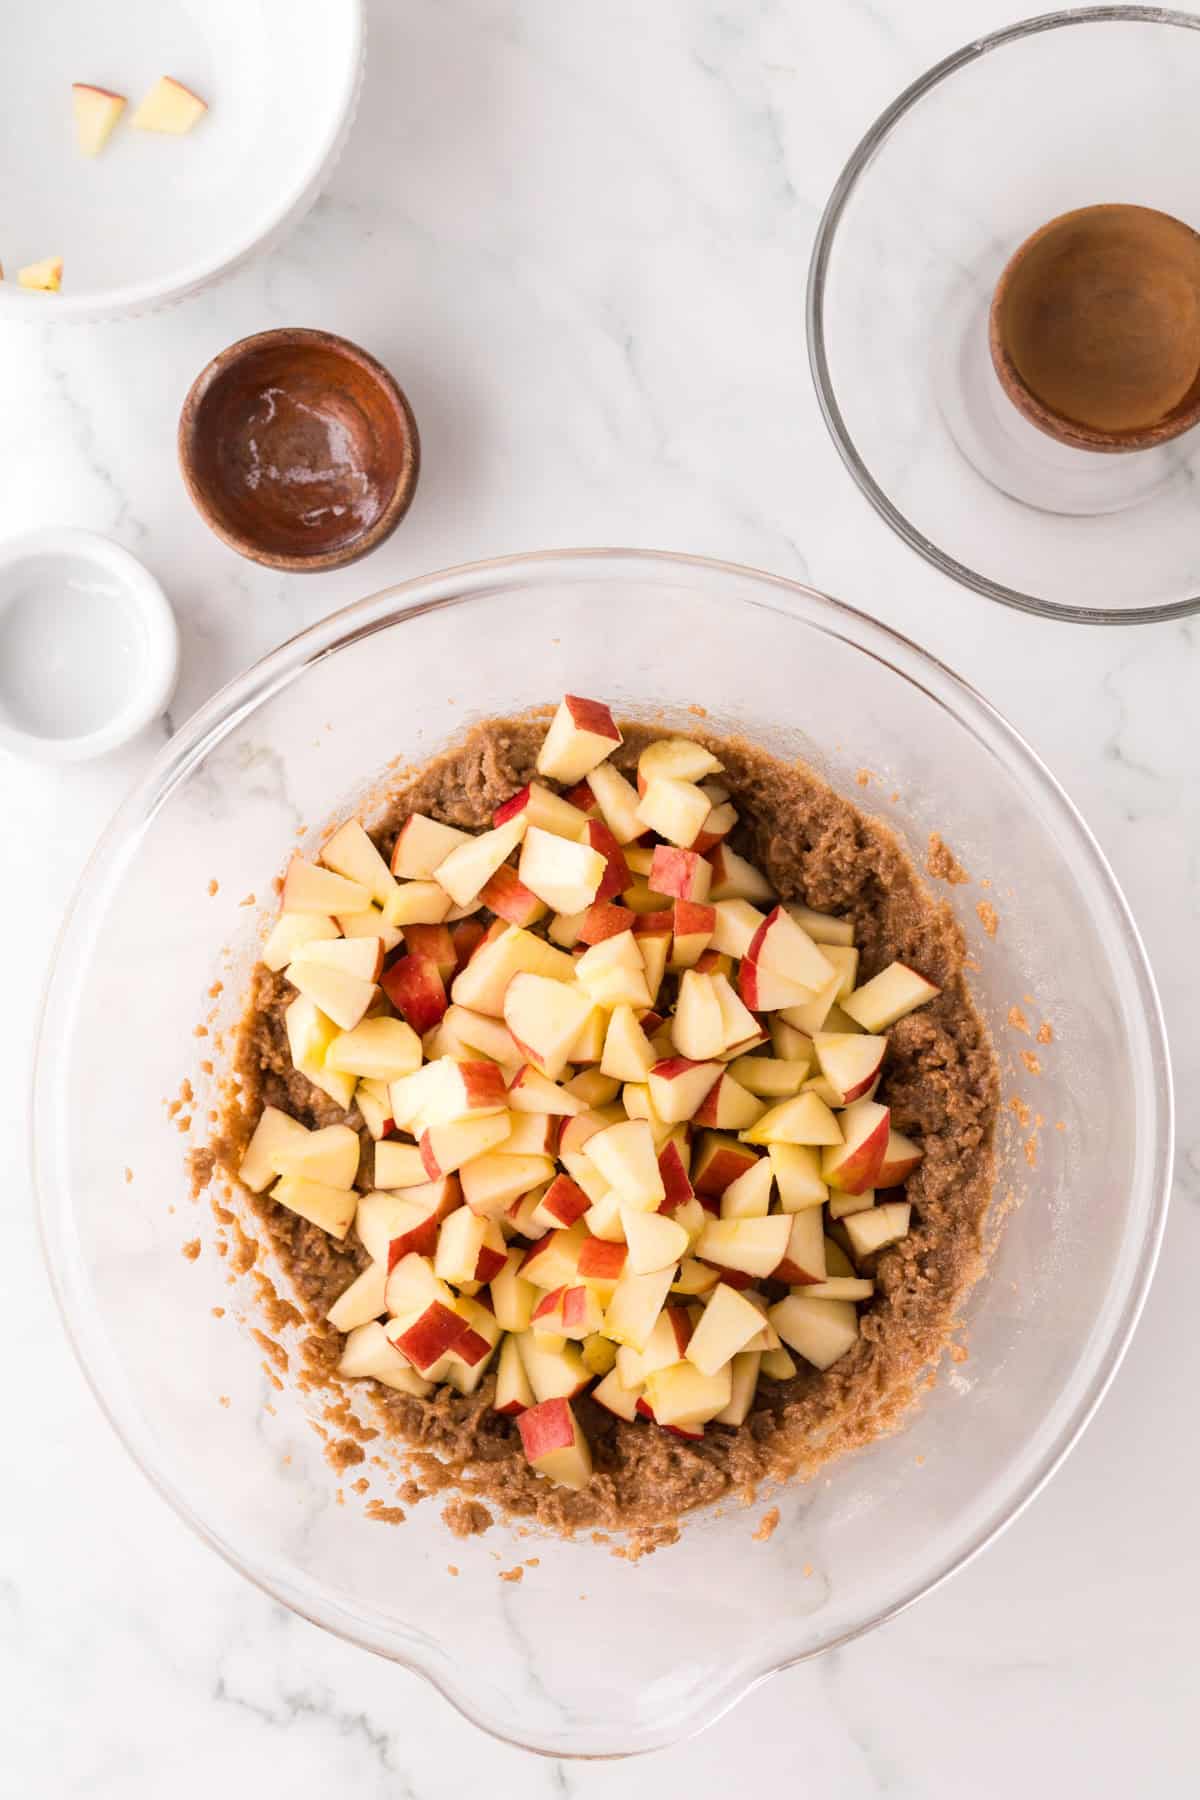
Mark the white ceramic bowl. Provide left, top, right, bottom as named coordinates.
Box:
left=0, top=0, right=364, bottom=322
left=0, top=529, right=179, bottom=761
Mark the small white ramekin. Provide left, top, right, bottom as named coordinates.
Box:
left=0, top=528, right=179, bottom=763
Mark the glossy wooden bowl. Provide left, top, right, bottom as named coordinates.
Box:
left=178, top=328, right=419, bottom=571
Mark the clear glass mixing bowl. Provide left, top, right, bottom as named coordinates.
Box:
left=33, top=551, right=1172, bottom=1757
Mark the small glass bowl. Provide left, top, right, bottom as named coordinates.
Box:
left=808, top=7, right=1200, bottom=623
left=33, top=551, right=1172, bottom=1756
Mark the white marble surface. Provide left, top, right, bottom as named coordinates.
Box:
left=3, top=1, right=1197, bottom=1792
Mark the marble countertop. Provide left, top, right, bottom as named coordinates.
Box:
left=4, top=2, right=1197, bottom=1793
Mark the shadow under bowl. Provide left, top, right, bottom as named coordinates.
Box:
left=178, top=328, right=420, bottom=572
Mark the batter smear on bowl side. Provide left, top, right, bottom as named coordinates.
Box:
left=205, top=701, right=998, bottom=1537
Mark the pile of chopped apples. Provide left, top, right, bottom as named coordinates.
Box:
left=238, top=696, right=939, bottom=1493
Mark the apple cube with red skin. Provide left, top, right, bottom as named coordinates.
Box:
left=821, top=1099, right=891, bottom=1194
left=262, top=912, right=340, bottom=973
left=491, top=1249, right=538, bottom=1332
left=649, top=846, right=712, bottom=903
left=460, top=1151, right=555, bottom=1217
left=494, top=781, right=592, bottom=839
left=622, top=1207, right=689, bottom=1274
left=584, top=820, right=632, bottom=902
left=706, top=845, right=773, bottom=904
left=737, top=947, right=812, bottom=1014
left=518, top=826, right=606, bottom=915
left=319, top=817, right=397, bottom=907
left=537, top=696, right=622, bottom=785
left=644, top=1360, right=732, bottom=1427
left=877, top=1127, right=923, bottom=1185
left=434, top=1206, right=490, bottom=1285
left=382, top=955, right=447, bottom=1034
left=281, top=857, right=370, bottom=916
left=390, top=1300, right=474, bottom=1374
left=842, top=961, right=940, bottom=1032
left=599, top=1005, right=656, bottom=1083
left=73, top=83, right=127, bottom=155
left=573, top=900, right=635, bottom=946
left=693, top=1071, right=766, bottom=1132
left=577, top=1237, right=628, bottom=1281
left=420, top=1112, right=511, bottom=1178
left=772, top=1209, right=827, bottom=1285
left=586, top=1119, right=665, bottom=1210
left=691, top=1131, right=760, bottom=1198
left=338, top=1321, right=432, bottom=1395
left=616, top=1305, right=693, bottom=1386
left=767, top=1142, right=828, bottom=1212
left=752, top=905, right=835, bottom=992
left=647, top=1057, right=722, bottom=1124
left=450, top=923, right=576, bottom=1016
left=532, top=1283, right=605, bottom=1340
left=603, top=1263, right=675, bottom=1351
left=574, top=931, right=653, bottom=1009
left=813, top=1032, right=888, bottom=1105
left=390, top=814, right=471, bottom=879
left=520, top=1221, right=589, bottom=1289
left=501, top=973, right=591, bottom=1080
left=479, top=862, right=548, bottom=928
left=354, top=1182, right=457, bottom=1265
left=742, top=1091, right=842, bottom=1147
left=718, top=1155, right=773, bottom=1220
left=494, top=1333, right=534, bottom=1415
left=584, top=764, right=646, bottom=850
left=535, top=1173, right=592, bottom=1229
left=517, top=1397, right=593, bottom=1490
left=636, top=777, right=711, bottom=848
left=400, top=923, right=457, bottom=978
left=657, top=1138, right=695, bottom=1212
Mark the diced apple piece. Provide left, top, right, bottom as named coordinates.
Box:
left=602, top=1263, right=675, bottom=1351
left=289, top=935, right=383, bottom=983
left=537, top=695, right=622, bottom=784
left=731, top=1056, right=810, bottom=1098
left=336, top=907, right=403, bottom=953
left=285, top=995, right=357, bottom=1109
left=369, top=1141, right=424, bottom=1189
left=786, top=903, right=855, bottom=947
left=504, top=972, right=594, bottom=1080
left=273, top=1122, right=360, bottom=1189
left=574, top=931, right=653, bottom=1010
left=383, top=1250, right=450, bottom=1317
left=769, top=1017, right=814, bottom=1061
left=768, top=1142, right=828, bottom=1212
left=828, top=1188, right=875, bottom=1220
left=261, top=911, right=340, bottom=972
left=517, top=826, right=604, bottom=916
left=567, top=900, right=635, bottom=947
left=636, top=777, right=710, bottom=848
left=669, top=899, right=716, bottom=971
left=422, top=1059, right=510, bottom=1126
left=600, top=1004, right=656, bottom=1082
left=616, top=1305, right=692, bottom=1385
left=686, top=1282, right=765, bottom=1375
left=391, top=814, right=471, bottom=878
left=434, top=815, right=526, bottom=907
left=282, top=858, right=370, bottom=916
left=72, top=83, right=126, bottom=156
left=738, top=949, right=814, bottom=1013
left=327, top=1261, right=388, bottom=1333
left=17, top=255, right=62, bottom=292
left=773, top=1209, right=826, bottom=1285
left=356, top=1182, right=455, bottom=1264
left=238, top=1105, right=310, bottom=1194
left=769, top=1294, right=859, bottom=1370
left=131, top=74, right=207, bottom=133
left=270, top=1174, right=357, bottom=1239
left=320, top=818, right=397, bottom=907
left=338, top=1321, right=432, bottom=1395
left=842, top=961, right=941, bottom=1031
left=715, top=1350, right=762, bottom=1425
left=582, top=1190, right=623, bottom=1239
left=401, top=923, right=456, bottom=978
left=649, top=845, right=712, bottom=902
left=877, top=1128, right=923, bottom=1185
left=434, top=1206, right=487, bottom=1285
left=843, top=1200, right=912, bottom=1259
left=693, top=1071, right=765, bottom=1133
left=520, top=1221, right=589, bottom=1289
left=461, top=1151, right=553, bottom=1217
left=803, top=1277, right=875, bottom=1301
left=517, top=1396, right=593, bottom=1489
left=813, top=1032, right=888, bottom=1104
left=695, top=1214, right=791, bottom=1279
left=451, top=923, right=577, bottom=1017
left=638, top=736, right=723, bottom=785
left=672, top=1257, right=721, bottom=1298
left=492, top=1249, right=538, bottom=1332
left=573, top=758, right=638, bottom=845
left=391, top=1299, right=474, bottom=1375
left=692, top=801, right=737, bottom=856
left=495, top=781, right=594, bottom=838
left=421, top=1112, right=511, bottom=1178
left=591, top=1368, right=643, bottom=1421
left=750, top=909, right=837, bottom=995
left=622, top=1208, right=689, bottom=1274
left=761, top=1343, right=797, bottom=1380
left=381, top=955, right=447, bottom=1034
left=657, top=1137, right=695, bottom=1212
left=578, top=819, right=629, bottom=902
left=478, top=862, right=548, bottom=928
left=742, top=1091, right=843, bottom=1147
left=504, top=1063, right=583, bottom=1116
left=706, top=845, right=773, bottom=903
left=647, top=1057, right=721, bottom=1124
left=821, top=1098, right=891, bottom=1194
left=670, top=969, right=723, bottom=1060
left=494, top=1333, right=535, bottom=1414
left=516, top=1334, right=591, bottom=1403
left=563, top=1069, right=620, bottom=1107
left=586, top=1119, right=665, bottom=1210
left=577, top=1236, right=628, bottom=1282
left=533, top=1173, right=592, bottom=1229
left=644, top=1360, right=732, bottom=1426
left=691, top=1131, right=758, bottom=1198
left=533, top=1282, right=605, bottom=1341
left=710, top=899, right=766, bottom=960
left=718, top=1154, right=773, bottom=1219
left=327, top=1016, right=422, bottom=1081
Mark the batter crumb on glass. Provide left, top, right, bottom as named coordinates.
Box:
left=181, top=1238, right=201, bottom=1261
left=1036, top=1021, right=1054, bottom=1044
left=207, top=879, right=219, bottom=897
left=752, top=1507, right=780, bottom=1542
left=1007, top=1005, right=1030, bottom=1033
left=1020, top=1050, right=1042, bottom=1075
left=977, top=900, right=999, bottom=936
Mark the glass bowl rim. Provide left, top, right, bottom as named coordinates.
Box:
left=806, top=4, right=1200, bottom=627
left=31, top=547, right=1174, bottom=1755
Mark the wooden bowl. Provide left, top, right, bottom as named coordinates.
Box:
left=989, top=204, right=1200, bottom=454
left=178, top=328, right=419, bottom=571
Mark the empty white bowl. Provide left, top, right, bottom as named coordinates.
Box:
left=0, top=529, right=179, bottom=761
left=0, top=0, right=364, bottom=321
